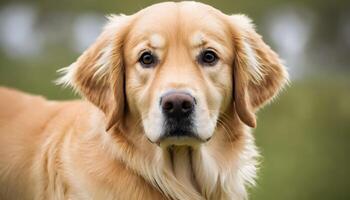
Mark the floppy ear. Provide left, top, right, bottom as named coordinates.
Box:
left=230, top=15, right=289, bottom=128
left=57, top=15, right=131, bottom=131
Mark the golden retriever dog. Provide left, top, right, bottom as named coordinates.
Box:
left=0, top=1, right=288, bottom=200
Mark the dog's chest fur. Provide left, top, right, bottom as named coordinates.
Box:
left=97, top=124, right=260, bottom=200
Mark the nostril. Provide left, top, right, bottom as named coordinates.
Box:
left=181, top=100, right=193, bottom=112
left=163, top=101, right=174, bottom=112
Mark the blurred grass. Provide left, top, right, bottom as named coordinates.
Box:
left=0, top=49, right=77, bottom=100
left=251, top=76, right=350, bottom=200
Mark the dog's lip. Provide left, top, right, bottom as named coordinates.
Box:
left=155, top=135, right=209, bottom=148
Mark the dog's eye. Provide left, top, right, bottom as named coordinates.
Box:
left=139, top=52, right=157, bottom=68
left=199, top=50, right=218, bottom=66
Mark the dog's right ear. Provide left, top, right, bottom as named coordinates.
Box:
left=56, top=15, right=131, bottom=131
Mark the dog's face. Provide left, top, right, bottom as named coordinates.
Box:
left=124, top=3, right=234, bottom=145
left=59, top=2, right=288, bottom=147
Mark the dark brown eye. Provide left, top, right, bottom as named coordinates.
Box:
left=199, top=50, right=218, bottom=66
left=139, top=52, right=157, bottom=68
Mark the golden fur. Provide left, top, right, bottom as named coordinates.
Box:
left=0, top=2, right=288, bottom=200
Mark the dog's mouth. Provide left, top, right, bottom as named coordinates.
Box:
left=157, top=119, right=208, bottom=147
left=145, top=117, right=211, bottom=147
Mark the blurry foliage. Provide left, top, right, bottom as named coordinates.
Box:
left=9, top=0, right=349, bottom=13
left=0, top=0, right=350, bottom=200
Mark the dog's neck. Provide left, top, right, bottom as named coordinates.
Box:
left=165, top=146, right=200, bottom=193
left=162, top=145, right=221, bottom=200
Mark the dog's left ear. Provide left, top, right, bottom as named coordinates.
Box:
left=57, top=15, right=131, bottom=131
left=229, top=15, right=289, bottom=128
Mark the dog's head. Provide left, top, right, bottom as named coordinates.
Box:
left=58, top=2, right=288, bottom=147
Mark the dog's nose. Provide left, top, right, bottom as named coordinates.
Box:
left=161, top=92, right=195, bottom=118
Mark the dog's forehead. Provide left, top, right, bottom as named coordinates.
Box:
left=128, top=2, right=230, bottom=46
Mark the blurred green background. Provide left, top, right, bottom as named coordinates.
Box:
left=0, top=0, right=349, bottom=199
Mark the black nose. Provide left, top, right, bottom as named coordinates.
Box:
left=161, top=92, right=195, bottom=119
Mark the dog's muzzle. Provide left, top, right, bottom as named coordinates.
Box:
left=160, top=91, right=197, bottom=141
